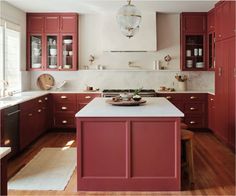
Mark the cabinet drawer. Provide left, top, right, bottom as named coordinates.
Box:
left=184, top=103, right=205, bottom=114
left=53, top=94, right=76, bottom=103
left=54, top=102, right=77, bottom=112
left=185, top=116, right=206, bottom=128
left=54, top=114, right=75, bottom=128
left=184, top=93, right=206, bottom=102
left=158, top=93, right=183, bottom=102
left=77, top=93, right=101, bottom=103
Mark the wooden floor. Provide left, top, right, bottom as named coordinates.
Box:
left=8, top=131, right=235, bottom=196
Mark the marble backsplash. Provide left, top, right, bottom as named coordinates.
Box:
left=30, top=70, right=214, bottom=92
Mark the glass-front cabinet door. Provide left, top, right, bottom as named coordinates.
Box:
left=30, top=35, right=42, bottom=69
left=46, top=35, right=59, bottom=70
left=61, top=34, right=77, bottom=70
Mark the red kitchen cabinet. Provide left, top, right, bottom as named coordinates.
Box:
left=45, top=15, right=60, bottom=33
left=215, top=39, right=230, bottom=144
left=208, top=94, right=215, bottom=131
left=207, top=8, right=215, bottom=32
left=27, top=13, right=78, bottom=71
left=215, top=1, right=236, bottom=42
left=27, top=14, right=44, bottom=33
left=228, top=37, right=235, bottom=150
left=180, top=13, right=207, bottom=71
left=77, top=93, right=101, bottom=110
left=181, top=13, right=206, bottom=33
left=60, top=14, right=78, bottom=33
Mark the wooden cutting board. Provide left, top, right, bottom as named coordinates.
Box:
left=37, top=74, right=55, bottom=90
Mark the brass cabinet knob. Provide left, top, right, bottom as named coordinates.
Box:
left=28, top=113, right=33, bottom=117
left=60, top=95, right=67, bottom=99
left=38, top=99, right=42, bottom=103
left=61, top=106, right=67, bottom=110
left=190, top=96, right=197, bottom=100
left=62, top=120, right=67, bottom=124
left=38, top=109, right=42, bottom=113
left=210, top=98, right=214, bottom=101
left=4, top=139, right=10, bottom=145
left=45, top=97, right=48, bottom=101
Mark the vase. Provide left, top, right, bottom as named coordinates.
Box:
left=178, top=81, right=187, bottom=91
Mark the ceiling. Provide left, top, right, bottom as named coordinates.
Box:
left=5, top=0, right=217, bottom=14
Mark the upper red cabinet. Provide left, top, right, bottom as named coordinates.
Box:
left=207, top=8, right=215, bottom=32
left=60, top=14, right=78, bottom=33
left=215, top=1, right=236, bottom=41
left=181, top=13, right=206, bottom=33
left=180, top=13, right=207, bottom=71
left=27, top=13, right=78, bottom=71
left=45, top=15, right=60, bottom=33
left=27, top=14, right=44, bottom=33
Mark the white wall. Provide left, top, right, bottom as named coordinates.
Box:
left=0, top=1, right=30, bottom=91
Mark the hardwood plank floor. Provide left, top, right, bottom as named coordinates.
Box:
left=8, top=131, right=235, bottom=195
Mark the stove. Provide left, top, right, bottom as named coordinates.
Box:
left=102, top=89, right=156, bottom=97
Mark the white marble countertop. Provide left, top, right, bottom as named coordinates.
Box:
left=156, top=90, right=215, bottom=95
left=75, top=97, right=184, bottom=118
left=0, top=147, right=11, bottom=159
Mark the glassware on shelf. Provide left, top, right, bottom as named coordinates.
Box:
left=62, top=35, right=73, bottom=69
left=31, top=36, right=42, bottom=69
left=47, top=36, right=58, bottom=69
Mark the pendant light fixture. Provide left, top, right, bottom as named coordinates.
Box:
left=117, top=0, right=142, bottom=38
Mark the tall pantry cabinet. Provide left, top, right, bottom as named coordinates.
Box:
left=214, top=1, right=235, bottom=150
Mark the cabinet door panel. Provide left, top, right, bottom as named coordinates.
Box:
left=45, top=15, right=60, bottom=33
left=27, top=15, right=44, bottom=33
left=207, top=9, right=215, bottom=32
left=208, top=94, right=215, bottom=131
left=182, top=13, right=206, bottom=33
left=214, top=40, right=229, bottom=142
left=60, top=15, right=77, bottom=33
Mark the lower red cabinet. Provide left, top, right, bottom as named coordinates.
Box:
left=158, top=93, right=207, bottom=129
left=208, top=94, right=215, bottom=131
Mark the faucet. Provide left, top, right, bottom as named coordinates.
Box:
left=0, top=80, right=9, bottom=97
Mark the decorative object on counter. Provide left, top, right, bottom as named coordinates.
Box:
left=175, top=74, right=188, bottom=91
left=117, top=0, right=142, bottom=38
left=132, top=94, right=142, bottom=101
left=37, top=74, right=55, bottom=90
left=106, top=98, right=146, bottom=106
left=158, top=86, right=175, bottom=92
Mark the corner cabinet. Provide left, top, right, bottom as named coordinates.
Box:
left=27, top=13, right=78, bottom=71
left=207, top=8, right=215, bottom=71
left=180, top=13, right=207, bottom=71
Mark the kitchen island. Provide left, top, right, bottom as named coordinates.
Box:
left=76, top=97, right=184, bottom=191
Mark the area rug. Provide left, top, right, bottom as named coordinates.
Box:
left=8, top=147, right=76, bottom=190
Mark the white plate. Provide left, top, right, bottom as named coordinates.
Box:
left=32, top=64, right=41, bottom=68
left=49, top=65, right=57, bottom=69
left=63, top=39, right=72, bottom=44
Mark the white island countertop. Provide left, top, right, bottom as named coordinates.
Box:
left=76, top=97, right=184, bottom=118
left=0, top=147, right=11, bottom=159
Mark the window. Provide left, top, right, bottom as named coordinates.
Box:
left=0, top=20, right=21, bottom=95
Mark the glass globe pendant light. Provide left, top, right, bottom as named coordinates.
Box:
left=117, top=0, right=142, bottom=38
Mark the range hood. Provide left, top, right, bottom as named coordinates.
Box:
left=101, top=12, right=157, bottom=52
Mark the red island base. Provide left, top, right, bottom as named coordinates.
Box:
left=76, top=117, right=181, bottom=191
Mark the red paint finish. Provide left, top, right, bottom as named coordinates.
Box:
left=45, top=15, right=60, bottom=33
left=1, top=156, right=8, bottom=195
left=181, top=13, right=206, bottom=33
left=60, top=14, right=78, bottom=33
left=208, top=94, right=215, bottom=131
left=77, top=117, right=180, bottom=191
left=207, top=8, right=215, bottom=32
left=27, top=14, right=44, bottom=33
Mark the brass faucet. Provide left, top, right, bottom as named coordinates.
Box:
left=0, top=80, right=9, bottom=97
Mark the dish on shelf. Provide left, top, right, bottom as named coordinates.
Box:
left=63, top=65, right=71, bottom=69
left=32, top=63, right=41, bottom=68
left=49, top=65, right=57, bottom=69
left=63, top=39, right=72, bottom=44
left=196, top=62, right=204, bottom=68
left=50, top=49, right=57, bottom=56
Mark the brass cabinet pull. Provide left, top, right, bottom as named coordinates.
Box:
left=4, top=139, right=10, bottom=145
left=166, top=96, right=172, bottom=99
left=61, top=106, right=67, bottom=110
left=60, top=95, right=67, bottom=99
left=62, top=120, right=67, bottom=124
left=190, top=121, right=196, bottom=124
left=28, top=113, right=33, bottom=117
left=45, top=97, right=48, bottom=101
left=38, top=99, right=42, bottom=103
left=38, top=109, right=42, bottom=113
left=190, top=96, right=197, bottom=100
left=190, top=107, right=196, bottom=111
left=219, top=67, right=222, bottom=77
left=85, top=96, right=91, bottom=99
left=210, top=98, right=214, bottom=101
